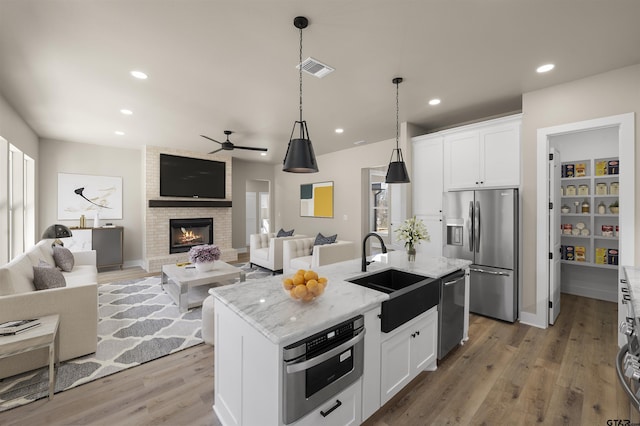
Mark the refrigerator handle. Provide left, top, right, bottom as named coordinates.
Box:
left=474, top=201, right=481, bottom=253
left=468, top=201, right=474, bottom=252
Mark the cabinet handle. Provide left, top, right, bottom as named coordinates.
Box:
left=320, top=399, right=342, bottom=417
left=411, top=333, right=416, bottom=338
left=416, top=330, right=420, bottom=336
left=621, top=279, right=628, bottom=284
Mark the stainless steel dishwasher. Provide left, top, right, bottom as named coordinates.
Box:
left=438, top=270, right=466, bottom=359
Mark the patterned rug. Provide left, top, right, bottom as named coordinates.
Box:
left=0, top=262, right=269, bottom=412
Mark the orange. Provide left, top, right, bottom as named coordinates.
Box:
left=314, top=284, right=325, bottom=296
left=283, top=278, right=294, bottom=290
left=318, top=277, right=328, bottom=284
left=293, top=284, right=308, bottom=299
left=292, top=274, right=305, bottom=286
left=296, top=269, right=306, bottom=276
left=289, top=288, right=300, bottom=299
left=306, top=279, right=319, bottom=294
left=302, top=293, right=315, bottom=303
left=304, top=270, right=318, bottom=282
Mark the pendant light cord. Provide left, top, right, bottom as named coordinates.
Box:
left=299, top=26, right=304, bottom=134
left=396, top=80, right=400, bottom=151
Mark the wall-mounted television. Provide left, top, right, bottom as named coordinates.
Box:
left=160, top=153, right=226, bottom=199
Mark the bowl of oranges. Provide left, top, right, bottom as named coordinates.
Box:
left=282, top=269, right=328, bottom=303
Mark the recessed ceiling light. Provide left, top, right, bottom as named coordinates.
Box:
left=335, top=128, right=344, bottom=134
left=120, top=109, right=133, bottom=115
left=428, top=98, right=441, bottom=106
left=114, top=131, right=125, bottom=136
left=260, top=152, right=267, bottom=156
left=130, top=70, right=148, bottom=79
left=536, top=63, right=555, bottom=73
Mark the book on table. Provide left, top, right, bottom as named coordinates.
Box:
left=0, top=319, right=41, bottom=335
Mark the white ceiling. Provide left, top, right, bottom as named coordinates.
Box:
left=1, top=0, right=640, bottom=165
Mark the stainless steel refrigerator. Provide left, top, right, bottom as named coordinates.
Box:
left=444, top=189, right=518, bottom=322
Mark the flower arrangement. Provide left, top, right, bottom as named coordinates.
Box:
left=395, top=216, right=430, bottom=250
left=188, top=244, right=221, bottom=264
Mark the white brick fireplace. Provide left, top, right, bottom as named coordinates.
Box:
left=143, top=146, right=237, bottom=272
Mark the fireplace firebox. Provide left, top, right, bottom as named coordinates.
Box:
left=169, top=218, right=213, bottom=254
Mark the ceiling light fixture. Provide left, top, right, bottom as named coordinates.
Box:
left=536, top=63, right=555, bottom=73
left=335, top=128, right=344, bottom=134
left=130, top=70, right=148, bottom=79
left=120, top=109, right=133, bottom=115
left=385, top=77, right=410, bottom=184
left=429, top=98, right=441, bottom=106
left=114, top=131, right=125, bottom=136
left=283, top=16, right=318, bottom=173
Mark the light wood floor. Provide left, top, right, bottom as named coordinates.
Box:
left=0, top=263, right=629, bottom=425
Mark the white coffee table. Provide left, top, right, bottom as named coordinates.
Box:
left=161, top=261, right=245, bottom=312
left=0, top=314, right=60, bottom=400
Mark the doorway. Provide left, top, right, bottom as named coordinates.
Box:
left=535, top=113, right=635, bottom=338
left=245, top=180, right=270, bottom=247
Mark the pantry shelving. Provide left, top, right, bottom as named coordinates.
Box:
left=560, top=156, right=619, bottom=269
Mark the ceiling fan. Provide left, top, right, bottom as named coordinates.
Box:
left=200, top=130, right=268, bottom=154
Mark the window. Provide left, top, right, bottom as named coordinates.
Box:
left=2, top=142, right=35, bottom=262
left=369, top=168, right=389, bottom=237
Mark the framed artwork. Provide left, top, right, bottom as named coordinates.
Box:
left=300, top=181, right=333, bottom=218
left=58, top=173, right=123, bottom=220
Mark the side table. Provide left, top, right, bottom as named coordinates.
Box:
left=0, top=314, right=60, bottom=400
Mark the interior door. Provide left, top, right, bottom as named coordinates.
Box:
left=245, top=192, right=257, bottom=246
left=549, top=149, right=561, bottom=324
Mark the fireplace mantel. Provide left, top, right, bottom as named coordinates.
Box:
left=148, top=200, right=232, bottom=208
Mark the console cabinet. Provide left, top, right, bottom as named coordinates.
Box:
left=380, top=306, right=437, bottom=405
left=64, top=227, right=124, bottom=270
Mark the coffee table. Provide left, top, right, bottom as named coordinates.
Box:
left=0, top=314, right=60, bottom=400
left=161, top=261, right=245, bottom=312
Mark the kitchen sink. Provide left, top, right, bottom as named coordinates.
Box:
left=347, top=268, right=439, bottom=332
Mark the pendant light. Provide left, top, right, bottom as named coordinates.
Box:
left=283, top=16, right=319, bottom=173
left=385, top=77, right=410, bottom=183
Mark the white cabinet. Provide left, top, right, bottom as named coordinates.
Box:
left=443, top=115, right=521, bottom=190
left=412, top=136, right=444, bottom=257
left=412, top=136, right=444, bottom=216
left=380, top=307, right=438, bottom=405
left=293, top=380, right=362, bottom=426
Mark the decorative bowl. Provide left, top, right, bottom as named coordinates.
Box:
left=282, top=269, right=328, bottom=303
left=610, top=206, right=619, bottom=214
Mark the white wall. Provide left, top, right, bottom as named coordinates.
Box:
left=521, top=63, right=640, bottom=316
left=274, top=137, right=396, bottom=255
left=39, top=138, right=143, bottom=266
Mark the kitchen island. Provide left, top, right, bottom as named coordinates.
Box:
left=210, top=252, right=471, bottom=426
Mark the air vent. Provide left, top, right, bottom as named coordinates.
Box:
left=297, top=57, right=334, bottom=78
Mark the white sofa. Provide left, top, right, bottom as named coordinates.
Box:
left=249, top=233, right=307, bottom=274
left=0, top=239, right=98, bottom=378
left=283, top=238, right=356, bottom=275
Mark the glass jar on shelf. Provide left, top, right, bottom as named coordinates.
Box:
left=581, top=199, right=590, bottom=214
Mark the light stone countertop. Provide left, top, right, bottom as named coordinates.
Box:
left=210, top=251, right=471, bottom=346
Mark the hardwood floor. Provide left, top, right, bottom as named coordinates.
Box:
left=0, top=262, right=629, bottom=425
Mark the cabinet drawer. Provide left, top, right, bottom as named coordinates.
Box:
left=292, top=379, right=362, bottom=426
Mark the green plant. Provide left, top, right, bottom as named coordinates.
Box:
left=609, top=200, right=619, bottom=207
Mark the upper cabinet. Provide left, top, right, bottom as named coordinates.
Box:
left=443, top=115, right=522, bottom=191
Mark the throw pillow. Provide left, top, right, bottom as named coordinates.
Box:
left=277, top=228, right=294, bottom=237
left=53, top=245, right=75, bottom=272
left=33, top=260, right=66, bottom=290
left=311, top=233, right=338, bottom=254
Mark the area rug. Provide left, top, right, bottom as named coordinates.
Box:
left=0, top=275, right=205, bottom=412
left=0, top=262, right=272, bottom=412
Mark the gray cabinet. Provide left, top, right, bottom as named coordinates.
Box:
left=92, top=227, right=123, bottom=270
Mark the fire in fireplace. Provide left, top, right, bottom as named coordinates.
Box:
left=169, top=218, right=213, bottom=254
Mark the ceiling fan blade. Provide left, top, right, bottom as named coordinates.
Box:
left=233, top=145, right=268, bottom=152
left=208, top=148, right=224, bottom=154
left=200, top=134, right=223, bottom=145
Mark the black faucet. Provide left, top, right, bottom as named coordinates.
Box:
left=362, top=232, right=388, bottom=272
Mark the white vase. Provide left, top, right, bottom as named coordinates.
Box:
left=195, top=261, right=215, bottom=272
